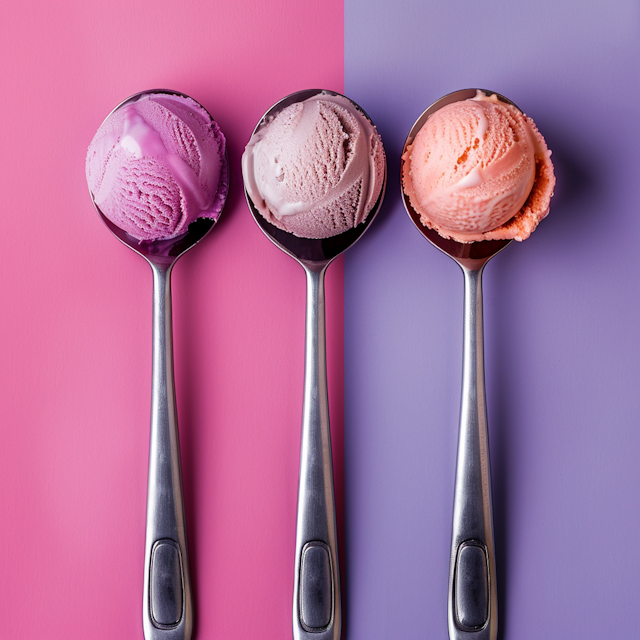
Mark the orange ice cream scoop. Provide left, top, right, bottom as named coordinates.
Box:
left=402, top=92, right=555, bottom=243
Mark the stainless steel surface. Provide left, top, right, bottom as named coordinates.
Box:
left=401, top=88, right=520, bottom=640
left=295, top=263, right=339, bottom=639
left=449, top=265, right=497, bottom=640
left=141, top=259, right=192, bottom=640
left=89, top=89, right=228, bottom=640
left=244, top=88, right=387, bottom=640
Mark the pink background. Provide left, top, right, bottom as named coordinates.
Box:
left=0, top=1, right=344, bottom=638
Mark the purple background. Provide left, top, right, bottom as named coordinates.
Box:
left=344, top=1, right=640, bottom=638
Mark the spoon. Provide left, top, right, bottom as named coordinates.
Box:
left=244, top=89, right=387, bottom=640
left=88, top=89, right=229, bottom=640
left=401, top=88, right=518, bottom=640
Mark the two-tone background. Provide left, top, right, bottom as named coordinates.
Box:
left=1, top=1, right=638, bottom=638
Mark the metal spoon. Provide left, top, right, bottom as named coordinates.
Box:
left=244, top=89, right=387, bottom=640
left=401, top=88, right=519, bottom=640
left=88, top=89, right=229, bottom=640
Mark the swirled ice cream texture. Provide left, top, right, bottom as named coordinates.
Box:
left=242, top=93, right=385, bottom=239
left=86, top=93, right=228, bottom=241
left=402, top=92, right=555, bottom=242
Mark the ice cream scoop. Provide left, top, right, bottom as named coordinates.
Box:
left=243, top=91, right=385, bottom=239
left=402, top=90, right=554, bottom=243
left=87, top=91, right=228, bottom=242
left=87, top=89, right=229, bottom=640
left=401, top=89, right=554, bottom=640
left=243, top=89, right=386, bottom=640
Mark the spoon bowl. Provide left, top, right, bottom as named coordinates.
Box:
left=89, top=88, right=229, bottom=640
left=402, top=88, right=514, bottom=270
left=92, top=88, right=224, bottom=265
left=244, top=88, right=386, bottom=640
left=246, top=88, right=385, bottom=267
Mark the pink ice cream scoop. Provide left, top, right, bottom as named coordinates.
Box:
left=402, top=91, right=554, bottom=243
left=86, top=92, right=228, bottom=242
left=242, top=92, right=385, bottom=239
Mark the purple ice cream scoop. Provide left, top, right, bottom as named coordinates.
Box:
left=86, top=92, right=228, bottom=241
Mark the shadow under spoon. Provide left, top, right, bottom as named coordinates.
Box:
left=401, top=88, right=518, bottom=640
left=89, top=89, right=229, bottom=640
left=244, top=88, right=387, bottom=640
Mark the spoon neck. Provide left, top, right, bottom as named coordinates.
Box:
left=461, top=266, right=485, bottom=384
left=150, top=263, right=175, bottom=393
left=303, top=265, right=328, bottom=378
left=302, top=260, right=330, bottom=274
left=149, top=256, right=176, bottom=273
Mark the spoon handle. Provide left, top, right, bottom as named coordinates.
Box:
left=293, top=264, right=341, bottom=640
left=143, top=263, right=193, bottom=640
left=448, top=266, right=497, bottom=640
